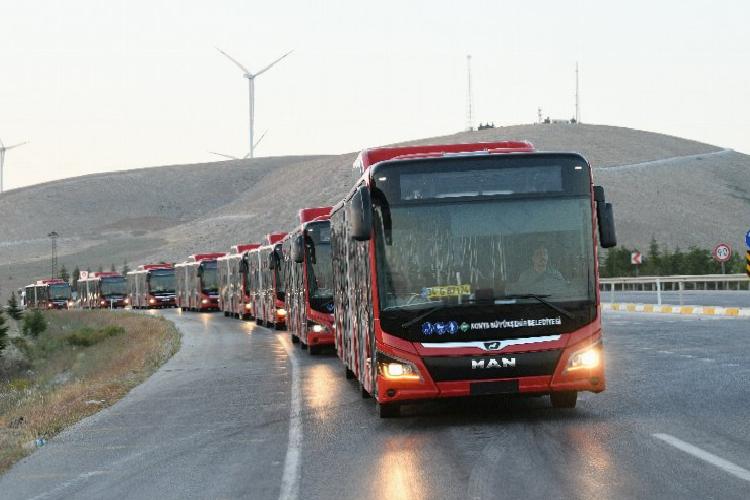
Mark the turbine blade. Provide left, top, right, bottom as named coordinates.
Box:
left=253, top=130, right=268, bottom=149
left=209, top=151, right=240, bottom=160
left=216, top=47, right=250, bottom=74
left=5, top=141, right=28, bottom=151
left=0, top=137, right=4, bottom=148
left=253, top=50, right=293, bottom=77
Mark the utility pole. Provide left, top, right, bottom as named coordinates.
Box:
left=48, top=231, right=59, bottom=279
left=465, top=55, right=474, bottom=131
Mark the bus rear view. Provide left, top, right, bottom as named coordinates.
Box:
left=330, top=141, right=617, bottom=417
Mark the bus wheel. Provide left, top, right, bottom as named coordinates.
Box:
left=291, top=334, right=299, bottom=344
left=360, top=383, right=371, bottom=399
left=300, top=341, right=307, bottom=351
left=550, top=391, right=578, bottom=409
left=377, top=402, right=400, bottom=418
left=309, top=345, right=321, bottom=355
left=256, top=319, right=264, bottom=327
left=345, top=366, right=355, bottom=379
left=223, top=311, right=229, bottom=317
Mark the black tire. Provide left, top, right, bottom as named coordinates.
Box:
left=550, top=391, right=578, bottom=409
left=361, top=383, right=371, bottom=399
left=300, top=342, right=308, bottom=351
left=309, top=344, right=321, bottom=355
left=256, top=318, right=264, bottom=327
left=291, top=334, right=300, bottom=344
left=377, top=402, right=401, bottom=418
left=345, top=367, right=355, bottom=379
left=223, top=311, right=229, bottom=317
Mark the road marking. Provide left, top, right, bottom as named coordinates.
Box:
left=277, top=335, right=302, bottom=500
left=653, top=433, right=750, bottom=482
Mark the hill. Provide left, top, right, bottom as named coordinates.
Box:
left=1, top=124, right=747, bottom=301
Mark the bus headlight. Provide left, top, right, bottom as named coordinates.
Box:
left=201, top=299, right=209, bottom=305
left=276, top=308, right=287, bottom=317
left=124, top=298, right=130, bottom=305
left=100, top=300, right=106, bottom=306
left=377, top=352, right=421, bottom=381
left=566, top=343, right=602, bottom=371
left=149, top=298, right=156, bottom=305
left=245, top=303, right=252, bottom=310
left=311, top=324, right=325, bottom=333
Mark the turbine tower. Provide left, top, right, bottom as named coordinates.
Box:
left=0, top=138, right=28, bottom=194
left=575, top=62, right=580, bottom=124
left=216, top=48, right=293, bottom=159
left=465, top=54, right=474, bottom=131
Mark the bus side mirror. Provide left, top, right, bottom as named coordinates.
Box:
left=349, top=185, right=372, bottom=241
left=268, top=252, right=277, bottom=270
left=593, top=185, right=605, bottom=202
left=597, top=202, right=617, bottom=248
left=292, top=235, right=304, bottom=264
left=239, top=257, right=249, bottom=273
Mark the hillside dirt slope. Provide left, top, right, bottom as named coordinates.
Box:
left=1, top=123, right=746, bottom=301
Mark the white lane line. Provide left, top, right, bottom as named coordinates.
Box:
left=653, top=433, right=750, bottom=482
left=277, top=335, right=302, bottom=500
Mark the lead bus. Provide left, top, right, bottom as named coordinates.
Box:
left=218, top=243, right=260, bottom=319
left=23, top=279, right=73, bottom=309
left=127, top=264, right=177, bottom=309
left=283, top=206, right=335, bottom=354
left=78, top=271, right=129, bottom=309
left=330, top=141, right=617, bottom=417
left=175, top=253, right=225, bottom=311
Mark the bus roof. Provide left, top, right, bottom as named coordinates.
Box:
left=137, top=264, right=174, bottom=271
left=265, top=232, right=287, bottom=245
left=188, top=253, right=226, bottom=262
left=298, top=206, right=332, bottom=224
left=353, top=141, right=535, bottom=174
left=231, top=243, right=261, bottom=254
left=32, top=279, right=68, bottom=286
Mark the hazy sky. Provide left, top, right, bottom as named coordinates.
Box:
left=1, top=0, right=748, bottom=190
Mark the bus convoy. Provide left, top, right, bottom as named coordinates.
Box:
left=19, top=141, right=617, bottom=417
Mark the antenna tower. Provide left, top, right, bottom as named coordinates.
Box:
left=575, top=62, right=580, bottom=123
left=48, top=231, right=59, bottom=279
left=465, top=55, right=474, bottom=131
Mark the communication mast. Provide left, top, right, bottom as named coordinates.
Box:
left=576, top=61, right=581, bottom=123
left=465, top=55, right=474, bottom=131
left=48, top=231, right=59, bottom=279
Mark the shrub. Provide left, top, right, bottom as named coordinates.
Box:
left=6, top=292, right=23, bottom=321
left=64, top=325, right=125, bottom=347
left=0, top=310, right=8, bottom=352
left=22, top=311, right=47, bottom=338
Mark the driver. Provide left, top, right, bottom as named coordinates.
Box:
left=512, top=246, right=565, bottom=293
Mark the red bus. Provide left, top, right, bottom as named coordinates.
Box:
left=247, top=232, right=287, bottom=328
left=282, top=207, right=335, bottom=354
left=127, top=264, right=177, bottom=309
left=77, top=271, right=129, bottom=309
left=218, top=243, right=261, bottom=319
left=23, top=279, right=73, bottom=309
left=175, top=253, right=225, bottom=311
left=330, top=141, right=617, bottom=417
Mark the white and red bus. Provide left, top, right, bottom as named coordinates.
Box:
left=23, top=279, right=73, bottom=309
left=330, top=141, right=617, bottom=417
left=282, top=207, right=335, bottom=354
left=218, top=243, right=261, bottom=319
left=78, top=271, right=129, bottom=309
left=247, top=232, right=287, bottom=329
left=127, top=264, right=177, bottom=309
left=175, top=253, right=225, bottom=312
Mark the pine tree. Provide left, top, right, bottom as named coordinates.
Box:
left=72, top=266, right=81, bottom=292
left=59, top=264, right=70, bottom=284
left=122, top=261, right=130, bottom=275
left=0, top=309, right=8, bottom=353
left=7, top=292, right=23, bottom=320
left=97, top=265, right=103, bottom=273
left=110, top=263, right=116, bottom=272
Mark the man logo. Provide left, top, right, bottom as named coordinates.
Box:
left=472, top=358, right=516, bottom=369
left=484, top=341, right=503, bottom=350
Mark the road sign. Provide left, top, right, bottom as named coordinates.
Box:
left=631, top=251, right=642, bottom=265
left=80, top=270, right=88, bottom=280
left=712, top=243, right=732, bottom=263
left=746, top=230, right=750, bottom=249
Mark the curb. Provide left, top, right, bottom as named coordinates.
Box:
left=602, top=303, right=750, bottom=318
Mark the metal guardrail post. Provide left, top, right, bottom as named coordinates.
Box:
left=656, top=278, right=662, bottom=305
left=679, top=281, right=684, bottom=306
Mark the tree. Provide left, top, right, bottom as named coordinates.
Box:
left=7, top=292, right=23, bottom=320
left=59, top=264, right=70, bottom=284
left=72, top=266, right=81, bottom=292
left=110, top=263, right=116, bottom=272
left=22, top=310, right=47, bottom=338
left=643, top=237, right=661, bottom=275
left=97, top=265, right=103, bottom=273
left=122, top=260, right=130, bottom=275
left=0, top=309, right=8, bottom=353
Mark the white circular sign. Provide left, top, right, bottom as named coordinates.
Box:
left=713, top=243, right=732, bottom=263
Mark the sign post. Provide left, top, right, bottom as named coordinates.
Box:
left=712, top=243, right=732, bottom=275
left=631, top=251, right=642, bottom=277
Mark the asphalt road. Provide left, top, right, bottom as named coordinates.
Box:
left=602, top=290, right=750, bottom=308
left=1, top=310, right=750, bottom=499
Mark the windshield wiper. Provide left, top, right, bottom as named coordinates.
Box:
left=400, top=302, right=480, bottom=328
left=498, top=294, right=574, bottom=320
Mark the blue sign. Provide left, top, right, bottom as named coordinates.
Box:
left=746, top=230, right=750, bottom=249
left=435, top=322, right=447, bottom=335
left=421, top=322, right=433, bottom=335
left=447, top=321, right=459, bottom=335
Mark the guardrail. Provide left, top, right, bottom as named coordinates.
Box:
left=600, top=274, right=749, bottom=305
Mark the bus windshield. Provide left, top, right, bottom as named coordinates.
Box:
left=101, top=278, right=127, bottom=296
left=371, top=154, right=596, bottom=341
left=149, top=270, right=175, bottom=293
left=49, top=284, right=72, bottom=300
left=305, top=222, right=333, bottom=313
left=200, top=263, right=219, bottom=294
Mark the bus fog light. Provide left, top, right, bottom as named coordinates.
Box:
left=311, top=324, right=325, bottom=333
left=567, top=344, right=601, bottom=371
left=277, top=308, right=287, bottom=317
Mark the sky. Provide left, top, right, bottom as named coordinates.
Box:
left=1, top=0, right=748, bottom=190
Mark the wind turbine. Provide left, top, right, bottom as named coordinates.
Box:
left=209, top=130, right=268, bottom=160
left=0, top=138, right=28, bottom=194
left=216, top=47, right=292, bottom=159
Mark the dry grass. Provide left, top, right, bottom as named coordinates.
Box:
left=0, top=310, right=180, bottom=473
